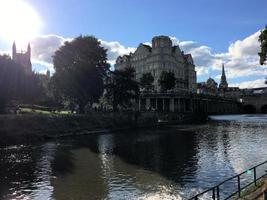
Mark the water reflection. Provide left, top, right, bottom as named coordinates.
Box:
left=0, top=115, right=267, bottom=200
left=0, top=143, right=57, bottom=200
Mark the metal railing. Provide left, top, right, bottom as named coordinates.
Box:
left=188, top=160, right=267, bottom=200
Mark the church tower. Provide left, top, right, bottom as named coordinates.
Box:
left=219, top=63, right=228, bottom=89
left=11, top=42, right=32, bottom=74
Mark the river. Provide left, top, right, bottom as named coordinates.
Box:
left=1, top=114, right=267, bottom=200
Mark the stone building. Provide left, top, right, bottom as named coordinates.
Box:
left=12, top=42, right=32, bottom=74
left=115, top=36, right=197, bottom=92
left=197, top=78, right=218, bottom=96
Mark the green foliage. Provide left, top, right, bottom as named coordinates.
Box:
left=52, top=35, right=110, bottom=113
left=140, top=72, right=154, bottom=90
left=259, top=25, right=267, bottom=65
left=105, top=67, right=140, bottom=111
left=34, top=73, right=63, bottom=109
left=158, top=71, right=176, bottom=91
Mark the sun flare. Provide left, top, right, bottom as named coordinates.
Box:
left=0, top=0, right=42, bottom=45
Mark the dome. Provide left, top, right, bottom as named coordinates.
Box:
left=206, top=78, right=218, bottom=87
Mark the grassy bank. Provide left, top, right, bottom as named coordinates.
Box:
left=0, top=112, right=159, bottom=146
left=0, top=111, right=206, bottom=146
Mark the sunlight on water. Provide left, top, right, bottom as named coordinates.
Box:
left=209, top=114, right=267, bottom=122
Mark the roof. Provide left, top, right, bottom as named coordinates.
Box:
left=141, top=44, right=152, bottom=52
left=183, top=54, right=192, bottom=60
left=206, top=77, right=217, bottom=85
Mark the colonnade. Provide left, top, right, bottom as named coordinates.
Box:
left=139, top=94, right=241, bottom=114
left=139, top=97, right=192, bottom=112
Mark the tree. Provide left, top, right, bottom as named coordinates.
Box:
left=158, top=71, right=176, bottom=91
left=140, top=72, right=154, bottom=91
left=52, top=36, right=110, bottom=113
left=259, top=25, right=267, bottom=65
left=105, top=67, right=139, bottom=111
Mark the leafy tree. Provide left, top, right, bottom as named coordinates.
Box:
left=158, top=71, right=176, bottom=91
left=52, top=36, right=110, bottom=113
left=33, top=73, right=63, bottom=109
left=47, top=76, right=65, bottom=109
left=140, top=72, right=154, bottom=90
left=105, top=67, right=139, bottom=111
left=259, top=25, right=267, bottom=65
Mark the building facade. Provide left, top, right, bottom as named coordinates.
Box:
left=12, top=42, right=32, bottom=74
left=115, top=36, right=197, bottom=92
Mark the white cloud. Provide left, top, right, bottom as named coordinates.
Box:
left=28, top=35, right=135, bottom=69
left=230, top=78, right=266, bottom=89
left=99, top=40, right=136, bottom=65
left=2, top=31, right=265, bottom=88
left=170, top=30, right=265, bottom=80
left=195, top=66, right=210, bottom=76
left=30, top=35, right=69, bottom=69
left=170, top=37, right=222, bottom=73
left=228, top=31, right=260, bottom=58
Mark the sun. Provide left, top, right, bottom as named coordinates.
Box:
left=0, top=0, right=42, bottom=45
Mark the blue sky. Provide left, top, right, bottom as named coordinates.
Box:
left=0, top=0, right=267, bottom=88
left=29, top=0, right=266, bottom=51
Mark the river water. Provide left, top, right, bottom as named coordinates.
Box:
left=1, top=114, right=267, bottom=200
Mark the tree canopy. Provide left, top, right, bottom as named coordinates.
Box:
left=259, top=25, right=267, bottom=65
left=158, top=71, right=176, bottom=91
left=52, top=35, right=110, bottom=113
left=140, top=72, right=154, bottom=91
left=104, top=67, right=139, bottom=111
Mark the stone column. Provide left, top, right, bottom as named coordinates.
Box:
left=178, top=98, right=181, bottom=112
left=146, top=98, right=151, bottom=110
left=170, top=98, right=174, bottom=112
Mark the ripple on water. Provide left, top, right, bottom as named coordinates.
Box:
left=1, top=115, right=267, bottom=199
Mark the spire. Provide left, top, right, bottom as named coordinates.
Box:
left=222, top=63, right=226, bottom=77
left=12, top=41, right=16, bottom=59
left=219, top=63, right=228, bottom=89
left=12, top=41, right=16, bottom=49
left=27, top=43, right=31, bottom=57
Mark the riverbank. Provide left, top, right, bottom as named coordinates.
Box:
left=0, top=112, right=203, bottom=146
left=0, top=112, right=148, bottom=146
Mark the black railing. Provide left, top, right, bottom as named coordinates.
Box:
left=188, top=160, right=267, bottom=200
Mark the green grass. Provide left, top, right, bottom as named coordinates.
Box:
left=20, top=108, right=72, bottom=115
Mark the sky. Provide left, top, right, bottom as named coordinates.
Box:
left=0, top=0, right=267, bottom=88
